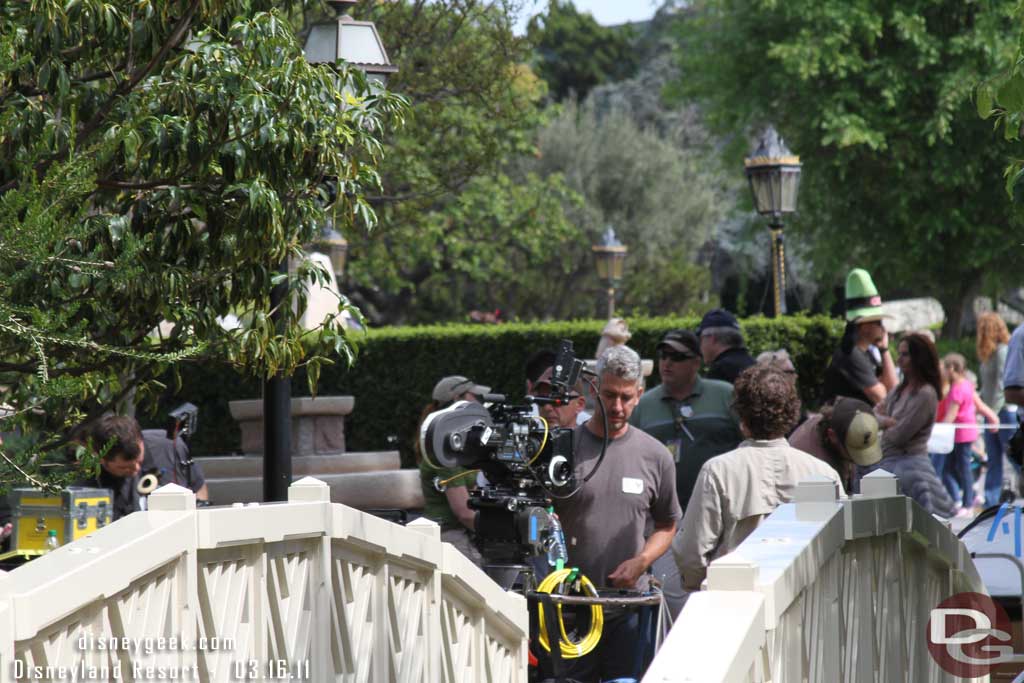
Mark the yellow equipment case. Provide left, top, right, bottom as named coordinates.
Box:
left=7, top=487, right=113, bottom=557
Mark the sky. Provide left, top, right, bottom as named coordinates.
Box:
left=513, top=0, right=660, bottom=34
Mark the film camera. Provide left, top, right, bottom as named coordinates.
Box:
left=419, top=341, right=588, bottom=584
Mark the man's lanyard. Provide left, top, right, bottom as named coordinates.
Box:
left=673, top=401, right=695, bottom=442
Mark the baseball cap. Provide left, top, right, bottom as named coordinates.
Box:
left=830, top=397, right=882, bottom=466
left=432, top=375, right=491, bottom=403
left=656, top=330, right=701, bottom=359
left=696, top=308, right=741, bottom=336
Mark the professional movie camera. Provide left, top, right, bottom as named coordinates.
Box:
left=419, top=341, right=591, bottom=586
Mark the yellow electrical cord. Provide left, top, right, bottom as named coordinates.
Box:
left=535, top=568, right=603, bottom=658
left=528, top=415, right=549, bottom=465
left=435, top=469, right=480, bottom=489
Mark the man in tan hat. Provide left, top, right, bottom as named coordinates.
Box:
left=788, top=396, right=883, bottom=492
left=821, top=268, right=897, bottom=405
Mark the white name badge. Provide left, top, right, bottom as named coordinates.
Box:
left=622, top=477, right=644, bottom=495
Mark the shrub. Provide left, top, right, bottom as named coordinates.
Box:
left=154, top=315, right=846, bottom=464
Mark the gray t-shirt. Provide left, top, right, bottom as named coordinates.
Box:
left=554, top=425, right=681, bottom=589
left=981, top=344, right=1010, bottom=413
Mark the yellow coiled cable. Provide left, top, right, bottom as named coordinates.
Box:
left=535, top=568, right=603, bottom=658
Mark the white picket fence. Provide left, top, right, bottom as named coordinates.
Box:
left=0, top=478, right=527, bottom=683
left=644, top=470, right=987, bottom=683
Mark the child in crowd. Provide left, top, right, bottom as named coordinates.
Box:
left=938, top=354, right=998, bottom=515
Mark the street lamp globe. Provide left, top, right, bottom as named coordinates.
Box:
left=744, top=126, right=802, bottom=223
left=743, top=126, right=801, bottom=318
left=592, top=226, right=627, bottom=285
left=591, top=226, right=628, bottom=317
left=314, top=220, right=348, bottom=279
left=304, top=0, right=399, bottom=85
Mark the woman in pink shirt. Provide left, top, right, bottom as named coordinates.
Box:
left=938, top=353, right=998, bottom=514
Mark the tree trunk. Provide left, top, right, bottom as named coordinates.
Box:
left=941, top=278, right=982, bottom=339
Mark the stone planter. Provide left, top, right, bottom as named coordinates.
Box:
left=229, top=396, right=354, bottom=456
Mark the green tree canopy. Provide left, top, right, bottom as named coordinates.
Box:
left=341, top=0, right=579, bottom=325
left=519, top=99, right=725, bottom=318
left=0, top=0, right=404, bottom=481
left=526, top=0, right=640, bottom=102
left=675, top=0, right=1023, bottom=332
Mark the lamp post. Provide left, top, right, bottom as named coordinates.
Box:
left=261, top=0, right=395, bottom=504
left=591, top=226, right=628, bottom=318
left=744, top=126, right=801, bottom=318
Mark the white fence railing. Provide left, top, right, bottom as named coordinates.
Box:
left=0, top=478, right=527, bottom=683
left=643, top=470, right=987, bottom=683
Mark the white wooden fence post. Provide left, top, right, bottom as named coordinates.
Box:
left=147, top=484, right=198, bottom=677
left=288, top=477, right=331, bottom=681
left=408, top=517, right=442, bottom=683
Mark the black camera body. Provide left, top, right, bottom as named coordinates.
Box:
left=419, top=340, right=585, bottom=573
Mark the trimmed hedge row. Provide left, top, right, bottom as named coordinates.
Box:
left=158, top=314, right=845, bottom=465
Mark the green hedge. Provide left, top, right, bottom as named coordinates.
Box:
left=155, top=314, right=845, bottom=464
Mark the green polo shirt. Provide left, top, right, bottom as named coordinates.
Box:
left=418, top=458, right=474, bottom=530
left=630, top=377, right=742, bottom=513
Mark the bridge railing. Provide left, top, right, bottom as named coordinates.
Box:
left=643, top=470, right=986, bottom=683
left=0, top=478, right=527, bottom=683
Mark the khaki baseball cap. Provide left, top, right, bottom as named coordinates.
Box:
left=831, top=397, right=883, bottom=466
left=432, top=375, right=491, bottom=404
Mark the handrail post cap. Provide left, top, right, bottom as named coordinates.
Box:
left=860, top=469, right=900, bottom=497
left=794, top=475, right=840, bottom=503
left=406, top=517, right=441, bottom=540
left=288, top=476, right=331, bottom=502
left=707, top=551, right=759, bottom=591
left=148, top=483, right=196, bottom=511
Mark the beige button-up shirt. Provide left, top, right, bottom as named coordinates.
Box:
left=672, top=438, right=842, bottom=590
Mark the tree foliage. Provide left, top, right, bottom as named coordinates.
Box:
left=342, top=0, right=580, bottom=324
left=0, top=0, right=404, bottom=482
left=676, top=0, right=1023, bottom=332
left=519, top=99, right=725, bottom=318
left=978, top=2, right=1024, bottom=199
left=526, top=0, right=640, bottom=102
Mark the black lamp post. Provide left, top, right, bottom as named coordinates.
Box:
left=744, top=126, right=801, bottom=317
left=591, top=226, right=628, bottom=318
left=262, top=1, right=395, bottom=504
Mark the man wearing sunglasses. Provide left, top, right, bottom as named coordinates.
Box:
left=629, top=328, right=742, bottom=615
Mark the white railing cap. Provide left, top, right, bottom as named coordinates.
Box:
left=148, top=483, right=196, bottom=511
left=406, top=516, right=441, bottom=541
left=707, top=551, right=759, bottom=591
left=794, top=475, right=840, bottom=503
left=289, top=476, right=331, bottom=502
left=860, top=468, right=899, bottom=497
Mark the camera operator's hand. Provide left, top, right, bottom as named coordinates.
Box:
left=607, top=556, right=647, bottom=589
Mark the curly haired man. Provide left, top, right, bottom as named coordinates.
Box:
left=672, top=364, right=842, bottom=591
